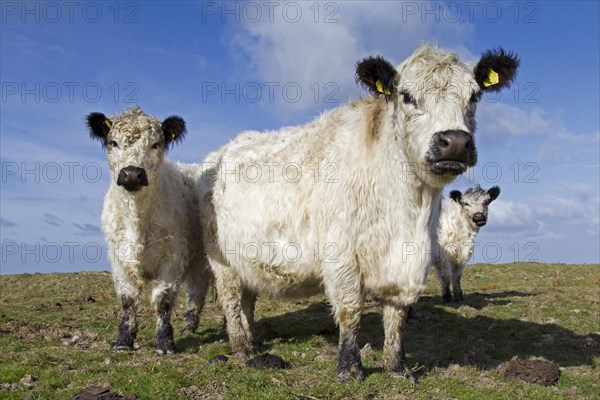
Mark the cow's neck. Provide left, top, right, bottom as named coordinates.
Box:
left=112, top=176, right=160, bottom=223
left=370, top=103, right=444, bottom=234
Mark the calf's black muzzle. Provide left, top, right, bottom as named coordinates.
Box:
left=473, top=212, right=487, bottom=227
left=117, top=166, right=148, bottom=192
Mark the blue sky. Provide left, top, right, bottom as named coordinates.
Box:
left=1, top=1, right=598, bottom=274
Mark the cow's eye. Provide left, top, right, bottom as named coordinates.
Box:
left=109, top=140, right=119, bottom=148
left=152, top=142, right=160, bottom=149
left=400, top=90, right=417, bottom=107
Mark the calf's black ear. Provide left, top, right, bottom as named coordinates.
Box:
left=474, top=48, right=520, bottom=92
left=449, top=190, right=462, bottom=203
left=355, top=56, right=398, bottom=99
left=162, top=115, right=187, bottom=149
left=487, top=186, right=501, bottom=202
left=86, top=112, right=111, bottom=147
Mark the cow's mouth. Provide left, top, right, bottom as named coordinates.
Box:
left=429, top=160, right=468, bottom=176
left=120, top=183, right=145, bottom=192
left=475, top=220, right=487, bottom=227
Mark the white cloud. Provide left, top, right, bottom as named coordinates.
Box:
left=488, top=191, right=599, bottom=239
left=477, top=102, right=563, bottom=139
left=229, top=1, right=474, bottom=113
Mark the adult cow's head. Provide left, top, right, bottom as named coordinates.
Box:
left=356, top=45, right=519, bottom=187
left=86, top=106, right=186, bottom=192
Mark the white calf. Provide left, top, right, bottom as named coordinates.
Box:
left=434, top=186, right=500, bottom=302
left=87, top=107, right=211, bottom=355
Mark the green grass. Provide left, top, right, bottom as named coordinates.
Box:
left=1, top=263, right=599, bottom=399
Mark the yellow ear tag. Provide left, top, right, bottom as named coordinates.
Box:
left=483, top=68, right=500, bottom=87
left=375, top=79, right=392, bottom=95
left=171, top=131, right=175, bottom=141
left=104, top=119, right=112, bottom=129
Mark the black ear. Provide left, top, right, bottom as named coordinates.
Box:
left=449, top=190, right=462, bottom=203
left=474, top=48, right=520, bottom=92
left=162, top=116, right=187, bottom=149
left=355, top=56, right=397, bottom=99
left=86, top=112, right=111, bottom=146
left=487, top=186, right=501, bottom=202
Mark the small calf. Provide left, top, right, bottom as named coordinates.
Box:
left=87, top=107, right=211, bottom=354
left=434, top=185, right=500, bottom=302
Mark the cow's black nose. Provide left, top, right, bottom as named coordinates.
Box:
left=117, top=166, right=148, bottom=191
left=473, top=212, right=487, bottom=226
left=434, top=130, right=474, bottom=162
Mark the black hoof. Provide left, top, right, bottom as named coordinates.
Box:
left=156, top=323, right=175, bottom=355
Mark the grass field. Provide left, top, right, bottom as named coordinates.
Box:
left=1, top=262, right=598, bottom=399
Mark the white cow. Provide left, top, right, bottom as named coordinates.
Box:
left=199, top=45, right=519, bottom=381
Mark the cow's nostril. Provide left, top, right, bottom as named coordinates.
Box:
left=438, top=136, right=450, bottom=148
left=466, top=137, right=474, bottom=150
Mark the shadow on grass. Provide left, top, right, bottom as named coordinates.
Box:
left=176, top=326, right=227, bottom=353
left=255, top=292, right=600, bottom=372
left=435, top=290, right=541, bottom=310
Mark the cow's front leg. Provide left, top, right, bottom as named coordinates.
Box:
left=383, top=303, right=417, bottom=384
left=112, top=272, right=140, bottom=351
left=240, top=287, right=257, bottom=346
left=115, top=294, right=138, bottom=351
left=153, top=282, right=178, bottom=355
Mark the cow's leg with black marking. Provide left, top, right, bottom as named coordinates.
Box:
left=212, top=260, right=253, bottom=357
left=328, top=264, right=364, bottom=382
left=383, top=303, right=417, bottom=384
left=115, top=295, right=138, bottom=351
left=181, top=261, right=211, bottom=334
left=153, top=282, right=178, bottom=355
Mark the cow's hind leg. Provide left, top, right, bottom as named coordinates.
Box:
left=181, top=260, right=211, bottom=334
left=451, top=264, right=465, bottom=302
left=435, top=262, right=452, bottom=302
left=212, top=259, right=253, bottom=357
left=326, top=265, right=365, bottom=382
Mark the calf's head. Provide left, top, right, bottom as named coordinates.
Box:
left=86, top=107, right=186, bottom=192
left=450, top=186, right=500, bottom=228
left=356, top=45, right=519, bottom=187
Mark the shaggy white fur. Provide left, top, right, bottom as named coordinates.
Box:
left=199, top=44, right=518, bottom=382
left=87, top=107, right=211, bottom=355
